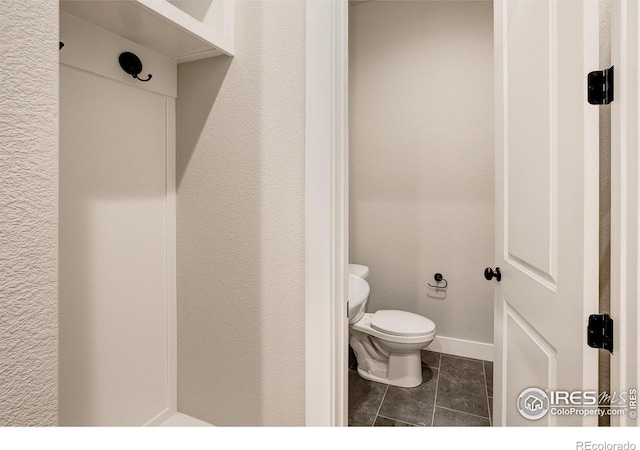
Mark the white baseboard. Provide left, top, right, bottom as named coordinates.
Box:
left=144, top=407, right=176, bottom=426
left=426, top=335, right=494, bottom=362
left=158, top=412, right=214, bottom=427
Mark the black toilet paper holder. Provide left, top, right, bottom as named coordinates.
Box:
left=428, top=273, right=448, bottom=289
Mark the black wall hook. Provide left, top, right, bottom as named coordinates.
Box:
left=59, top=41, right=64, bottom=50
left=119, top=52, right=152, bottom=82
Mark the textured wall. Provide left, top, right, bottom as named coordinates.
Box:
left=0, top=0, right=58, bottom=426
left=176, top=0, right=305, bottom=425
left=349, top=1, right=494, bottom=344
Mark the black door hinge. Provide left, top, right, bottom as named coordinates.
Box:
left=587, top=314, right=613, bottom=353
left=588, top=66, right=614, bottom=105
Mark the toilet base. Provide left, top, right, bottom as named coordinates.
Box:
left=356, top=351, right=423, bottom=388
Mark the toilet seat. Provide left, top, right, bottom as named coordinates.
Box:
left=351, top=312, right=436, bottom=345
left=371, top=310, right=436, bottom=337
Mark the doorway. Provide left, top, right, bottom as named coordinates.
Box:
left=307, top=0, right=632, bottom=424
left=347, top=0, right=494, bottom=427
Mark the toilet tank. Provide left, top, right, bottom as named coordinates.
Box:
left=348, top=264, right=369, bottom=279
left=348, top=274, right=369, bottom=324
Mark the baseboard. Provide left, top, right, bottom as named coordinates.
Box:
left=158, top=412, right=214, bottom=427
left=144, top=407, right=175, bottom=426
left=427, top=335, right=494, bottom=362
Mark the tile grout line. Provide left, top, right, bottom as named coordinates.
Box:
left=372, top=384, right=389, bottom=426
left=440, top=353, right=484, bottom=362
left=435, top=405, right=492, bottom=421
left=483, top=362, right=492, bottom=427
left=430, top=352, right=442, bottom=426
left=376, top=414, right=423, bottom=427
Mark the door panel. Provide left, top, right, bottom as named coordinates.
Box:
left=494, top=0, right=600, bottom=426
left=506, top=0, right=557, bottom=285
left=505, top=302, right=557, bottom=426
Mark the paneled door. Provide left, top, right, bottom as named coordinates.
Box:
left=493, top=0, right=600, bottom=426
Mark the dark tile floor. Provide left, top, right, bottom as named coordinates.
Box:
left=348, top=349, right=493, bottom=427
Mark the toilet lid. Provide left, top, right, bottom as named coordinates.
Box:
left=370, top=310, right=435, bottom=337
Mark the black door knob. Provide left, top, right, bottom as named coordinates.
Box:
left=484, top=267, right=501, bottom=282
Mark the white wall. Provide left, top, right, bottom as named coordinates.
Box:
left=176, top=0, right=306, bottom=425
left=58, top=14, right=177, bottom=426
left=349, top=1, right=495, bottom=346
left=0, top=0, right=58, bottom=426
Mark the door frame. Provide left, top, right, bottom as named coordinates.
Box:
left=610, top=0, right=640, bottom=427
left=304, top=0, right=349, bottom=426
left=304, top=0, right=640, bottom=427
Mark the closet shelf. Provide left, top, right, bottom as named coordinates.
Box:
left=60, top=0, right=234, bottom=63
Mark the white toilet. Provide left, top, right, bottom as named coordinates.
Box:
left=348, top=264, right=436, bottom=388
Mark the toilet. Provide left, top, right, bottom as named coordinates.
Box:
left=348, top=264, right=436, bottom=388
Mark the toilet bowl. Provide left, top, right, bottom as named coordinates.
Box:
left=348, top=266, right=436, bottom=388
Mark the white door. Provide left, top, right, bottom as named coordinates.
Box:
left=493, top=0, right=600, bottom=426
